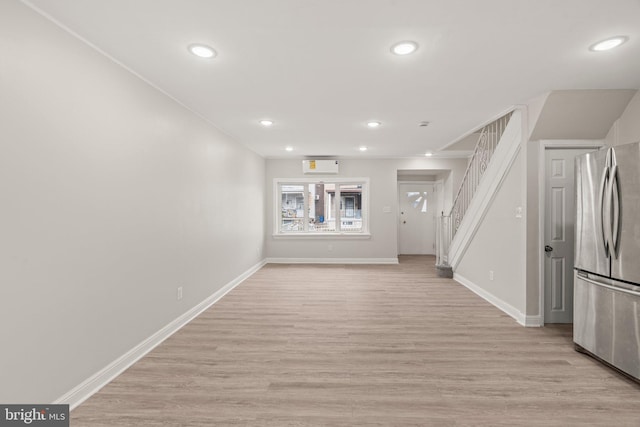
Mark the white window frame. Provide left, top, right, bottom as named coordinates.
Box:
left=273, top=177, right=370, bottom=238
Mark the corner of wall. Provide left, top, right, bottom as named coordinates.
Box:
left=526, top=92, right=551, bottom=140
left=609, top=90, right=640, bottom=147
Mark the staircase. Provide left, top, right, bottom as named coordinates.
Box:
left=436, top=109, right=523, bottom=274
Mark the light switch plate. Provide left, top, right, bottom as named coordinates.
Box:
left=515, top=207, right=523, bottom=218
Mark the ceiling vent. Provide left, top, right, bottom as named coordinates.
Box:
left=302, top=160, right=339, bottom=174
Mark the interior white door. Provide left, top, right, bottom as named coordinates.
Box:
left=544, top=148, right=594, bottom=323
left=398, top=183, right=435, bottom=255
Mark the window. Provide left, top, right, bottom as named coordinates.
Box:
left=406, top=191, right=428, bottom=213
left=274, top=178, right=369, bottom=236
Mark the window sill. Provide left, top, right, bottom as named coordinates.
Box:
left=272, top=233, right=371, bottom=240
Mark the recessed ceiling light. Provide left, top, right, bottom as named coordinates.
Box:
left=285, top=146, right=293, bottom=152
left=425, top=152, right=433, bottom=157
left=589, top=36, right=628, bottom=52
left=259, top=120, right=274, bottom=126
left=391, top=41, right=418, bottom=55
left=359, top=146, right=368, bottom=152
left=367, top=121, right=381, bottom=128
left=188, top=44, right=217, bottom=58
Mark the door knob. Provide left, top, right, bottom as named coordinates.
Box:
left=544, top=245, right=553, bottom=252
left=403, top=221, right=406, bottom=224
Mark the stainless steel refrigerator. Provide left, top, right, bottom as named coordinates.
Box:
left=574, top=141, right=640, bottom=382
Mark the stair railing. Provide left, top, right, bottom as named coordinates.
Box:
left=449, top=111, right=513, bottom=237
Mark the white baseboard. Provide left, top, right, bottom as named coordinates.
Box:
left=55, top=259, right=267, bottom=410
left=265, top=257, right=399, bottom=265
left=454, top=273, right=539, bottom=327
left=523, top=315, right=543, bottom=327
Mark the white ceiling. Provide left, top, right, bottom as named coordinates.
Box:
left=23, top=0, right=640, bottom=158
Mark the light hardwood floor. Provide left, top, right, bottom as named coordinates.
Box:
left=72, top=256, right=640, bottom=426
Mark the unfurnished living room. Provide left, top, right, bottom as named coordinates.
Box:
left=1, top=1, right=640, bottom=426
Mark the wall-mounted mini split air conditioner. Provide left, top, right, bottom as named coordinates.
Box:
left=302, top=159, right=339, bottom=174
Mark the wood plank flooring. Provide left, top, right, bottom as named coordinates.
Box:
left=71, top=256, right=640, bottom=426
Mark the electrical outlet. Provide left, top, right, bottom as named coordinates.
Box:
left=489, top=271, right=494, bottom=281
left=177, top=286, right=183, bottom=300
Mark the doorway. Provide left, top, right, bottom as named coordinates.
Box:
left=542, top=146, right=599, bottom=323
left=398, top=182, right=438, bottom=255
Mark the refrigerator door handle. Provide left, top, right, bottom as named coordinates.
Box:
left=577, top=272, right=640, bottom=298
left=609, top=164, right=620, bottom=258
left=599, top=164, right=611, bottom=257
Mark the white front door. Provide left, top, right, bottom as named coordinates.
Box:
left=398, top=183, right=435, bottom=255
left=544, top=148, right=594, bottom=323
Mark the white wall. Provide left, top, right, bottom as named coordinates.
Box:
left=454, top=147, right=527, bottom=319
left=606, top=91, right=640, bottom=146
left=526, top=92, right=549, bottom=139
left=265, top=158, right=467, bottom=261
left=529, top=90, right=636, bottom=141
left=0, top=1, right=265, bottom=403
